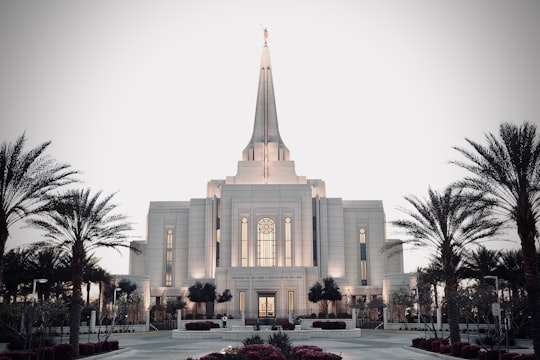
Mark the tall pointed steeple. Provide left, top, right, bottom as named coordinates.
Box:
left=242, top=28, right=290, bottom=164
left=226, top=29, right=305, bottom=185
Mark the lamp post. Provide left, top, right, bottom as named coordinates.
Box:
left=28, top=279, right=47, bottom=359
left=112, top=288, right=122, bottom=329
left=484, top=275, right=501, bottom=356
left=412, top=287, right=420, bottom=325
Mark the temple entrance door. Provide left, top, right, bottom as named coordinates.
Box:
left=258, top=293, right=275, bottom=318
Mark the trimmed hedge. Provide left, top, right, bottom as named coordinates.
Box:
left=312, top=321, right=346, bottom=330
left=185, top=321, right=220, bottom=330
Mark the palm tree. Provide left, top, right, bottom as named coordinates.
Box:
left=452, top=121, right=540, bottom=357
left=82, top=255, right=110, bottom=306
left=391, top=186, right=502, bottom=343
left=0, top=133, right=77, bottom=289
left=461, top=245, right=502, bottom=282
left=28, top=188, right=133, bottom=358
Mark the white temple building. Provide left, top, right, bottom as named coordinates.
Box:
left=129, top=32, right=404, bottom=320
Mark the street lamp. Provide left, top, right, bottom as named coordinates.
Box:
left=28, top=279, right=47, bottom=358
left=112, top=288, right=122, bottom=329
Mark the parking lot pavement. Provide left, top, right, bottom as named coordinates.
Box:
left=92, top=330, right=449, bottom=360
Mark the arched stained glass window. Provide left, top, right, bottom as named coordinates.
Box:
left=257, top=218, right=275, bottom=266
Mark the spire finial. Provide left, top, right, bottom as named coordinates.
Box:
left=263, top=27, right=268, bottom=44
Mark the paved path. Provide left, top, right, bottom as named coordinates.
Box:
left=97, top=330, right=447, bottom=359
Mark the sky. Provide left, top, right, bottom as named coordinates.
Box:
left=1, top=0, right=539, bottom=276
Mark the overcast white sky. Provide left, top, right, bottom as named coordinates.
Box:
left=2, top=1, right=539, bottom=275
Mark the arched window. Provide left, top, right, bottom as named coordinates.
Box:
left=257, top=218, right=275, bottom=266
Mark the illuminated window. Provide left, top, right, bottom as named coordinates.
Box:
left=285, top=217, right=292, bottom=266
left=216, top=217, right=221, bottom=267
left=360, top=228, right=367, bottom=286
left=288, top=291, right=294, bottom=312
left=257, top=218, right=275, bottom=267
left=241, top=217, right=248, bottom=267
left=165, top=229, right=173, bottom=286
left=239, top=291, right=245, bottom=312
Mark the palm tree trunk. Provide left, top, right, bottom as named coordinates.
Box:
left=70, top=242, right=85, bottom=359
left=518, top=223, right=540, bottom=360
left=0, top=229, right=7, bottom=291
left=442, top=245, right=461, bottom=343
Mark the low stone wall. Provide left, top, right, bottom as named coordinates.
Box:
left=171, top=328, right=361, bottom=341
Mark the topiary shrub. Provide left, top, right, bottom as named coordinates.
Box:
left=312, top=321, right=322, bottom=328
left=293, top=345, right=323, bottom=360
left=479, top=349, right=507, bottom=360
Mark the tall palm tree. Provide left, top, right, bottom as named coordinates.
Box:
left=452, top=121, right=540, bottom=358
left=391, top=186, right=502, bottom=343
left=0, top=133, right=77, bottom=289
left=28, top=188, right=133, bottom=358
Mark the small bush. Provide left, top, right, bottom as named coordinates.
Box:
left=53, top=343, right=72, bottom=360
left=79, top=343, right=96, bottom=356
left=237, top=344, right=285, bottom=360
left=2, top=351, right=37, bottom=360
left=411, top=337, right=424, bottom=348
left=312, top=321, right=322, bottom=328
left=242, top=335, right=264, bottom=346
left=268, top=332, right=292, bottom=359
left=479, top=349, right=507, bottom=360
left=450, top=341, right=469, bottom=357
left=461, top=344, right=480, bottom=359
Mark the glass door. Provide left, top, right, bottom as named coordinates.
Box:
left=258, top=293, right=275, bottom=318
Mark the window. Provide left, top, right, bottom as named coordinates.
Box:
left=257, top=218, right=275, bottom=266
left=216, top=217, right=221, bottom=267
left=165, top=229, right=173, bottom=286
left=285, top=217, right=292, bottom=266
left=359, top=228, right=367, bottom=286
left=241, top=217, right=248, bottom=266
left=239, top=291, right=245, bottom=313
left=288, top=291, right=294, bottom=312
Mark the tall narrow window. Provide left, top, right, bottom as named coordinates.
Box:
left=257, top=218, right=275, bottom=266
left=285, top=217, right=292, bottom=266
left=288, top=291, right=294, bottom=312
left=239, top=291, right=245, bottom=313
left=216, top=217, right=221, bottom=267
left=241, top=217, right=248, bottom=267
left=165, top=229, right=173, bottom=286
left=359, top=228, right=367, bottom=286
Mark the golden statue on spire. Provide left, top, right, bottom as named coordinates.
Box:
left=263, top=27, right=268, bottom=44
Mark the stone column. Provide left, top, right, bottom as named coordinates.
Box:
left=352, top=309, right=357, bottom=329
left=383, top=308, right=388, bottom=329
left=145, top=311, right=150, bottom=332
left=436, top=308, right=442, bottom=331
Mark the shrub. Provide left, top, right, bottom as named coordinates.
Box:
left=109, top=340, right=120, bottom=350
left=79, top=343, right=96, bottom=356
left=186, top=321, right=213, bottom=330
left=320, top=321, right=346, bottom=330
left=293, top=345, right=323, bottom=360
left=53, top=343, right=72, bottom=360
left=242, top=335, right=264, bottom=345
left=411, top=337, right=424, bottom=348
left=440, top=344, right=451, bottom=354
left=312, top=321, right=322, bottom=328
left=268, top=332, right=292, bottom=359
left=278, top=320, right=295, bottom=330
left=479, top=349, right=507, bottom=360
left=237, top=344, right=285, bottom=360
left=450, top=341, right=469, bottom=357
left=461, top=344, right=480, bottom=359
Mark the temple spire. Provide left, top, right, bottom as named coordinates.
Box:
left=242, top=29, right=289, bottom=167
